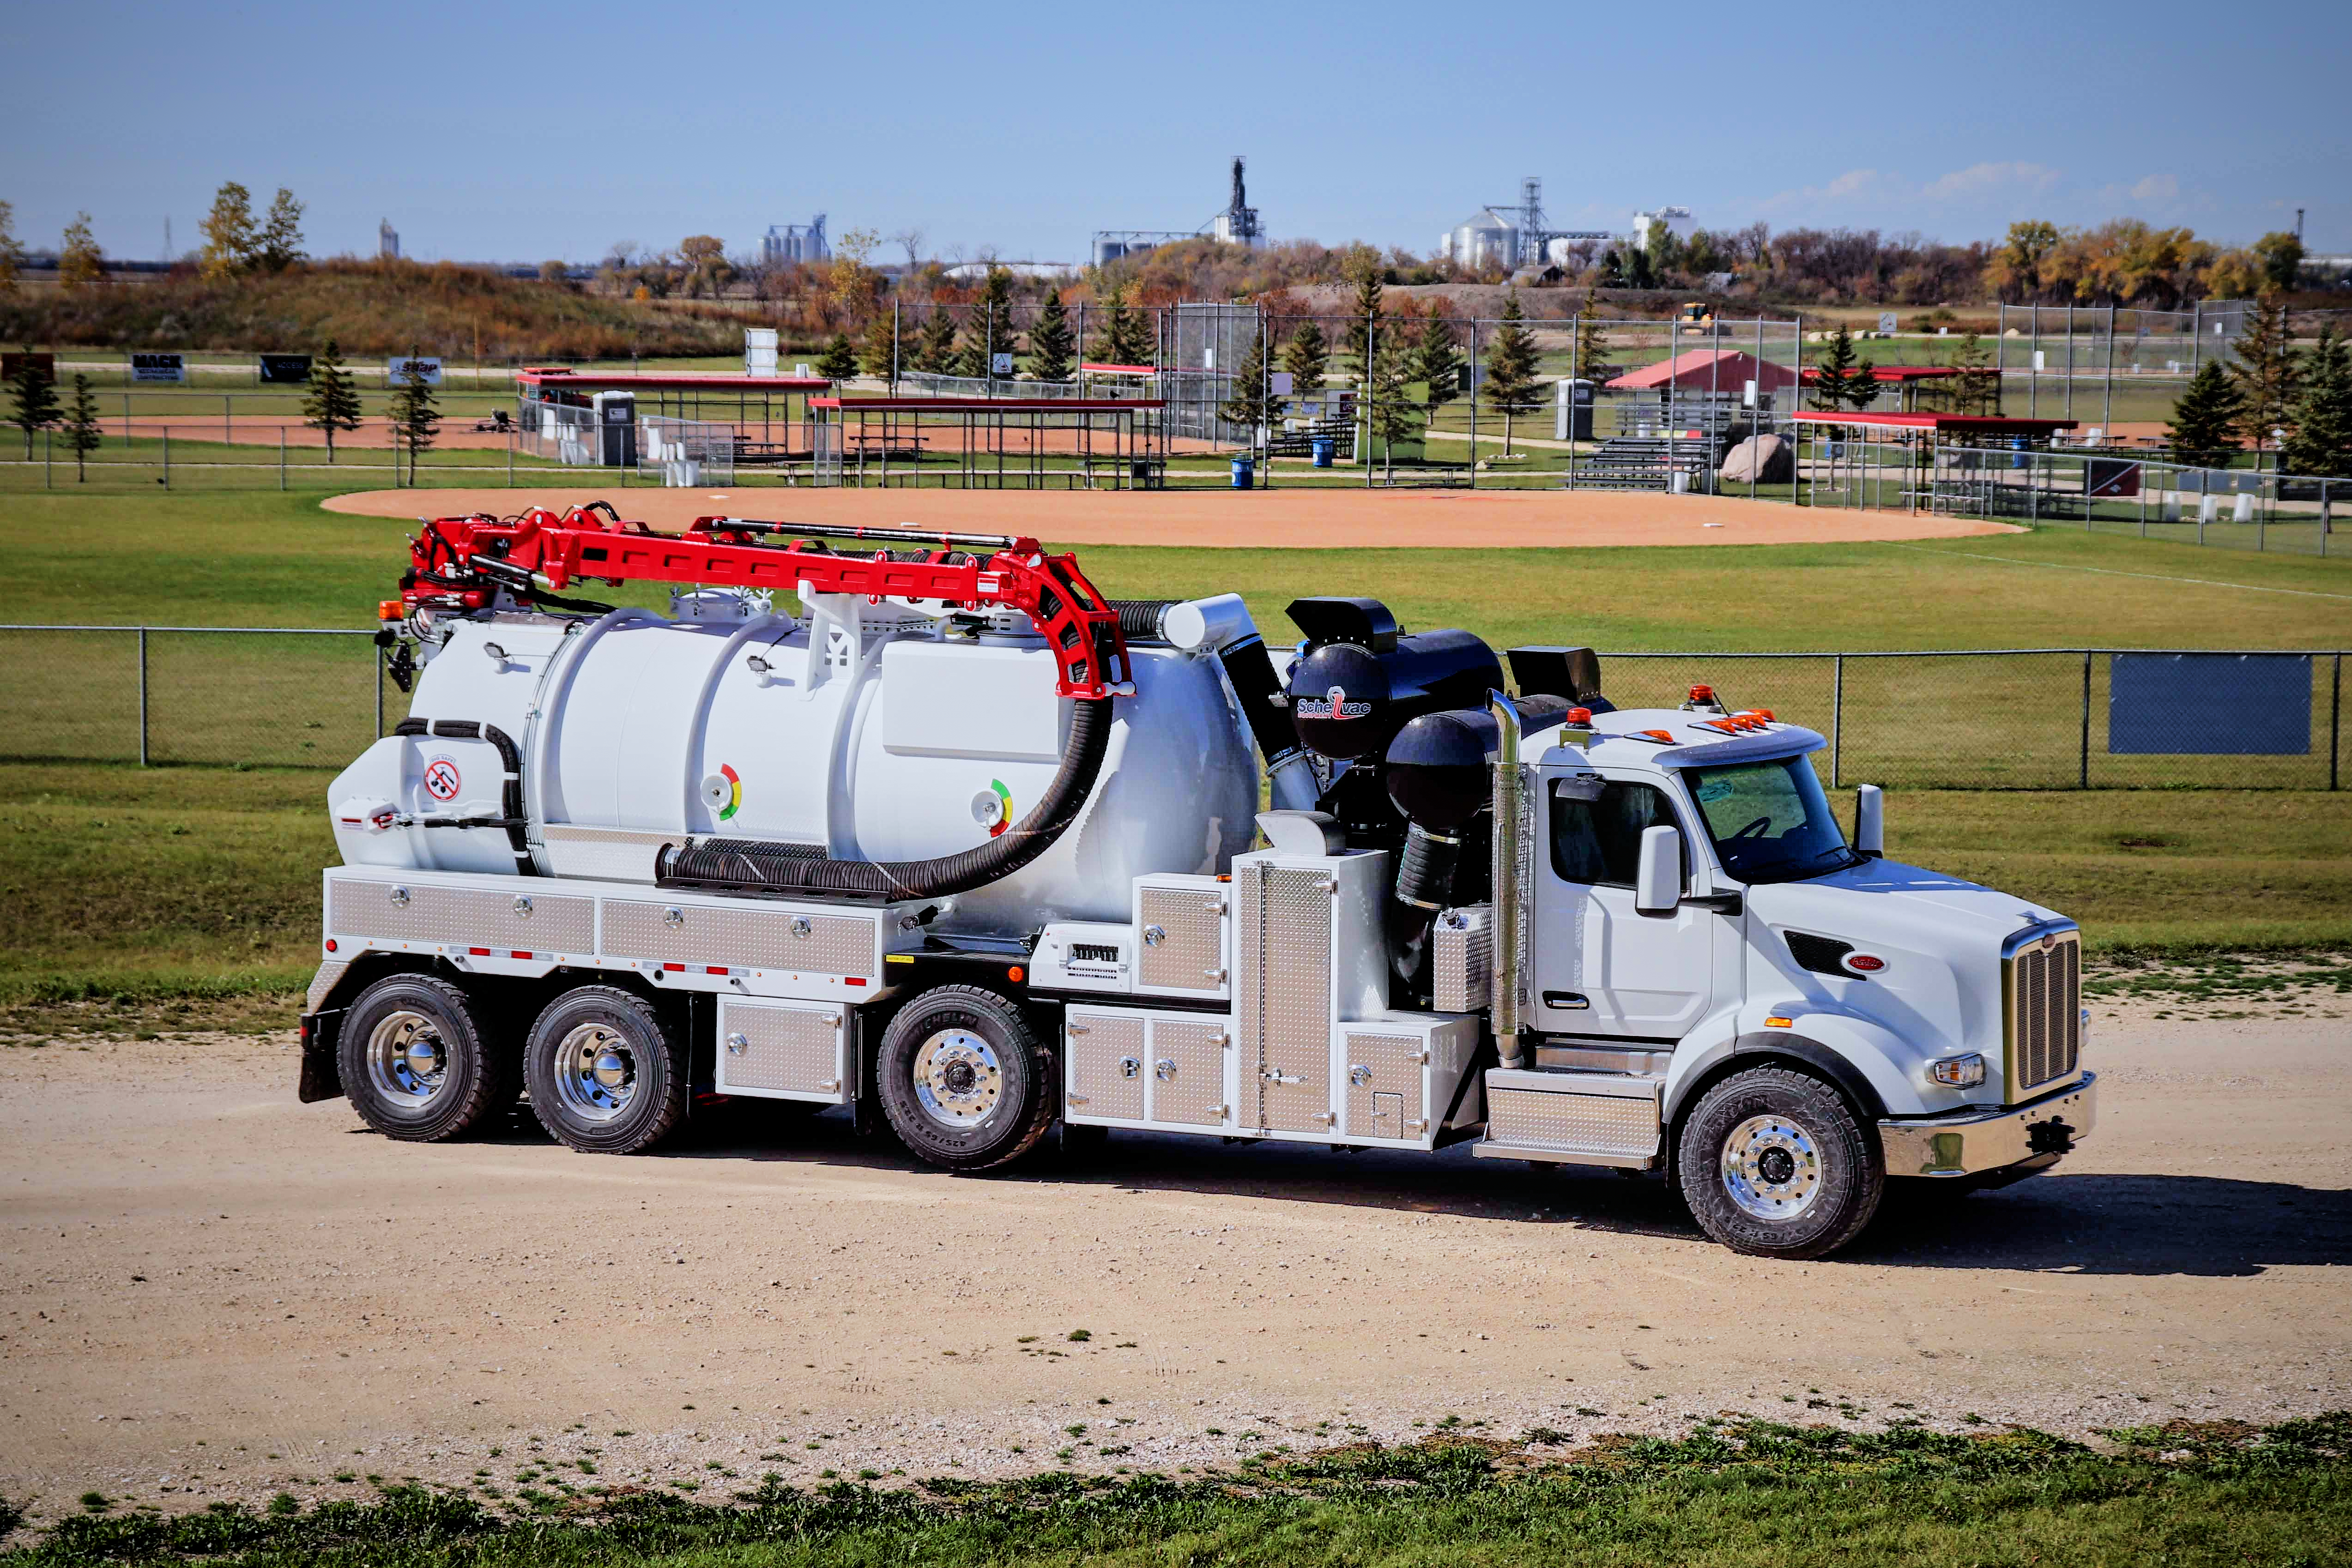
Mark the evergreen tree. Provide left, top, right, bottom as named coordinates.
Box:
left=1090, top=287, right=1156, bottom=369
left=257, top=187, right=306, bottom=273
left=1409, top=314, right=1463, bottom=432
left=2227, top=298, right=2298, bottom=456
left=1481, top=293, right=1542, bottom=456
left=1572, top=314, right=1614, bottom=387
left=2167, top=361, right=2245, bottom=470
left=816, top=331, right=859, bottom=383
left=199, top=181, right=258, bottom=279
left=1342, top=263, right=1384, bottom=371
left=388, top=349, right=441, bottom=484
left=1026, top=290, right=1076, bottom=382
left=1281, top=320, right=1328, bottom=411
left=302, top=340, right=362, bottom=462
left=1219, top=325, right=1272, bottom=442
left=1946, top=330, right=1999, bottom=416
left=1365, top=332, right=1416, bottom=477
left=1809, top=325, right=1877, bottom=413
left=58, top=213, right=103, bottom=288
left=859, top=308, right=908, bottom=386
left=1086, top=288, right=1131, bottom=365
left=7, top=344, right=60, bottom=458
left=952, top=267, right=1018, bottom=380
left=61, top=373, right=101, bottom=482
left=2280, top=327, right=2352, bottom=479
left=913, top=305, right=959, bottom=374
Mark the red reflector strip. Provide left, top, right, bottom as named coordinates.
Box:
left=663, top=962, right=685, bottom=972
left=845, top=976, right=868, bottom=987
left=706, top=965, right=728, bottom=975
left=468, top=946, right=491, bottom=956
left=511, top=950, right=532, bottom=960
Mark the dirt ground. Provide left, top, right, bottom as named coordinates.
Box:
left=323, top=486, right=2022, bottom=550
left=3, top=991, right=2345, bottom=1522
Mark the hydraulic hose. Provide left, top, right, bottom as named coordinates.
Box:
left=656, top=696, right=1113, bottom=901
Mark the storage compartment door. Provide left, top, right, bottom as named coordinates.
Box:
left=1065, top=1010, right=1146, bottom=1123
left=1341, top=1029, right=1428, bottom=1142
left=717, top=999, right=847, bottom=1103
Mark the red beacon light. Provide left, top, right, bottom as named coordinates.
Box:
left=1688, top=684, right=1715, bottom=702
left=1565, top=706, right=1593, bottom=724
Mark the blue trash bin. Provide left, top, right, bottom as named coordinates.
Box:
left=2011, top=435, right=2029, bottom=470
left=1311, top=437, right=1335, bottom=468
left=1230, top=455, right=1255, bottom=489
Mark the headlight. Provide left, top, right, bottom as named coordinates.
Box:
left=1929, top=1053, right=1987, bottom=1088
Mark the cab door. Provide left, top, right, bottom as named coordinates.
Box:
left=1532, top=772, right=1715, bottom=1039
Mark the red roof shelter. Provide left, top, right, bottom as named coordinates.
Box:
left=1607, top=349, right=1802, bottom=394
left=1790, top=410, right=2073, bottom=438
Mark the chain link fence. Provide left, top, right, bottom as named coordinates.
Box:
left=2, top=627, right=2339, bottom=790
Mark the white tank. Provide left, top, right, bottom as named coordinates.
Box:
left=326, top=591, right=1259, bottom=937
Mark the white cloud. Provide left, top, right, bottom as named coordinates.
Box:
left=1920, top=161, right=2064, bottom=203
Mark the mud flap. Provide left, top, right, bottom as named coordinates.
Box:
left=297, top=1009, right=345, bottom=1103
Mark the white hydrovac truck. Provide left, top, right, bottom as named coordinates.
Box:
left=299, top=506, right=2094, bottom=1259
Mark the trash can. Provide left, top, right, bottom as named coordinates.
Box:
left=2010, top=435, right=2029, bottom=470
left=1311, top=437, right=1335, bottom=468
left=1230, top=456, right=1255, bottom=489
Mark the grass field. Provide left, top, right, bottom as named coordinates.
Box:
left=0, top=488, right=2346, bottom=1019
left=6, top=1415, right=2348, bottom=1568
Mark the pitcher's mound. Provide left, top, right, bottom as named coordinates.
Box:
left=323, top=485, right=2020, bottom=549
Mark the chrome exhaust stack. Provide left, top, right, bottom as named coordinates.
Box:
left=1489, top=690, right=1526, bottom=1069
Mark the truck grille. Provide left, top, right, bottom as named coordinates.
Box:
left=2008, top=931, right=2081, bottom=1097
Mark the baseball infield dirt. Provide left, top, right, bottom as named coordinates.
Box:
left=322, top=486, right=2023, bottom=550
left=3, top=993, right=2344, bottom=1522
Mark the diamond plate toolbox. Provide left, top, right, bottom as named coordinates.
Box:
left=601, top=899, right=877, bottom=977
left=1134, top=876, right=1229, bottom=999
left=1431, top=904, right=1491, bottom=1014
left=1061, top=1007, right=1232, bottom=1128
left=1480, top=1068, right=1661, bottom=1165
left=327, top=871, right=596, bottom=955
left=1064, top=1008, right=1147, bottom=1121
left=716, top=998, right=847, bottom=1103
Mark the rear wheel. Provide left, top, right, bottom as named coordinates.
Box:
left=339, top=974, right=514, bottom=1142
left=523, top=986, right=687, bottom=1155
left=1676, top=1067, right=1883, bottom=1259
left=877, top=986, right=1055, bottom=1171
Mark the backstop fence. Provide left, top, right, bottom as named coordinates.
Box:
left=1, top=627, right=2340, bottom=790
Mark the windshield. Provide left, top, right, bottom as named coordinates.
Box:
left=1686, top=755, right=1862, bottom=884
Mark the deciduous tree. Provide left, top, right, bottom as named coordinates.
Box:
left=2252, top=232, right=2306, bottom=295
left=58, top=213, right=103, bottom=288
left=302, top=340, right=362, bottom=462
left=257, top=188, right=306, bottom=273
left=200, top=181, right=258, bottom=279
left=0, top=200, right=24, bottom=293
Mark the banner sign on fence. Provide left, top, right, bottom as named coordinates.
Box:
left=258, top=353, right=313, bottom=385
left=2110, top=653, right=2311, bottom=754
left=132, top=352, right=186, bottom=383
left=0, top=352, right=54, bottom=386
left=388, top=355, right=443, bottom=387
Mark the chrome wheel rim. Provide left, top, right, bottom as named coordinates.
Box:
left=554, top=1023, right=637, bottom=1123
left=1720, top=1114, right=1823, bottom=1221
left=365, top=1009, right=449, bottom=1107
left=911, top=1029, right=1002, bottom=1128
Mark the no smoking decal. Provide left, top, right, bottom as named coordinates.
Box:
left=423, top=756, right=462, bottom=802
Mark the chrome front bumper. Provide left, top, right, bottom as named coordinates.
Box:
left=1878, top=1072, right=2097, bottom=1178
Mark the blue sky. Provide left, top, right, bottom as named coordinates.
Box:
left=12, top=0, right=2345, bottom=265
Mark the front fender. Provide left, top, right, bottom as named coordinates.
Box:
left=1665, top=1011, right=1933, bottom=1127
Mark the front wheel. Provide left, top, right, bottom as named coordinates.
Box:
left=1676, top=1067, right=1883, bottom=1259
left=523, top=986, right=687, bottom=1155
left=876, top=986, right=1055, bottom=1171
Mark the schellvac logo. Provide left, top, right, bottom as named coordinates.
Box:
left=1295, top=684, right=1372, bottom=722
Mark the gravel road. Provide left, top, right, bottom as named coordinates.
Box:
left=3, top=992, right=2346, bottom=1525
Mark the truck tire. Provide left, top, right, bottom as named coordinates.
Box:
left=339, top=974, right=514, bottom=1142
left=522, top=986, right=688, bottom=1156
left=1676, top=1066, right=1883, bottom=1260
left=876, top=985, right=1055, bottom=1172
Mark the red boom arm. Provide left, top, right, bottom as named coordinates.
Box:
left=399, top=504, right=1130, bottom=698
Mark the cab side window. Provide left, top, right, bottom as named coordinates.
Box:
left=1551, top=779, right=1684, bottom=888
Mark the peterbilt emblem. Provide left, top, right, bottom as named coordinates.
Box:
left=2039, top=933, right=2056, bottom=951
left=1294, top=684, right=1373, bottom=722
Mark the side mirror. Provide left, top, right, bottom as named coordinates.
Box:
left=1634, top=825, right=1682, bottom=917
left=1854, top=785, right=1884, bottom=858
